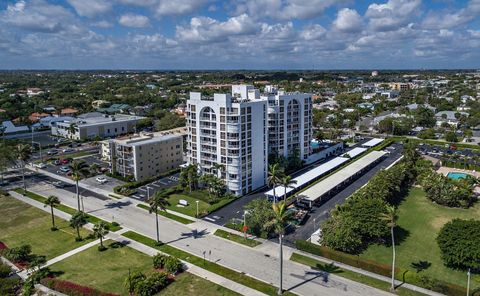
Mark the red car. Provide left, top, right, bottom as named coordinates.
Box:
left=60, top=159, right=70, bottom=165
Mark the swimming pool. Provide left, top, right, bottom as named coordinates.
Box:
left=447, top=172, right=471, bottom=180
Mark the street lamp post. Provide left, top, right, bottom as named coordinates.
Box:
left=467, top=268, right=471, bottom=296
left=196, top=200, right=199, bottom=218
left=146, top=186, right=151, bottom=201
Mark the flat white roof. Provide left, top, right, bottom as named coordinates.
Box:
left=362, top=138, right=384, bottom=147
left=299, top=151, right=387, bottom=202
left=265, top=157, right=349, bottom=198
left=341, top=147, right=367, bottom=158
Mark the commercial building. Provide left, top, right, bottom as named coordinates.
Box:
left=186, top=85, right=313, bottom=196
left=102, top=132, right=183, bottom=181
left=187, top=85, right=268, bottom=196
left=51, top=112, right=144, bottom=140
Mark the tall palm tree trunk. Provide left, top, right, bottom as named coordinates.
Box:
left=273, top=186, right=276, bottom=203
left=76, top=226, right=81, bottom=240
left=278, top=234, right=283, bottom=295
left=50, top=206, right=55, bottom=227
left=284, top=187, right=287, bottom=203
left=76, top=180, right=81, bottom=211
left=155, top=212, right=160, bottom=243
left=22, top=163, right=26, bottom=192
left=390, top=226, right=396, bottom=291
left=100, top=236, right=103, bottom=247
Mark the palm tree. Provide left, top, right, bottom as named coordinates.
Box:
left=70, top=211, right=88, bottom=241
left=380, top=205, right=398, bottom=291
left=93, top=221, right=110, bottom=249
left=281, top=175, right=297, bottom=203
left=264, top=201, right=292, bottom=295
left=268, top=163, right=284, bottom=203
left=44, top=195, right=60, bottom=230
left=70, top=160, right=90, bottom=212
left=68, top=123, right=77, bottom=139
left=213, top=163, right=225, bottom=178
left=148, top=191, right=170, bottom=244
left=15, top=143, right=32, bottom=192
left=0, top=144, right=13, bottom=184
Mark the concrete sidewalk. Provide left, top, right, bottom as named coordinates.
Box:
left=116, top=234, right=268, bottom=296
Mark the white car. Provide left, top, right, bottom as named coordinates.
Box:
left=96, top=176, right=108, bottom=184
left=34, top=163, right=47, bottom=169
left=62, top=148, right=75, bottom=153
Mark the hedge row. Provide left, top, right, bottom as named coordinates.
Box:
left=295, top=240, right=394, bottom=277
left=40, top=278, right=118, bottom=296
left=295, top=240, right=470, bottom=296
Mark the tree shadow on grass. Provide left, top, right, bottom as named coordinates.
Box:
left=410, top=260, right=431, bottom=273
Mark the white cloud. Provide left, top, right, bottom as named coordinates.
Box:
left=333, top=8, right=363, bottom=33
left=366, top=0, right=421, bottom=32
left=118, top=0, right=212, bottom=17
left=119, top=14, right=150, bottom=28
left=2, top=0, right=75, bottom=32
left=300, top=24, right=326, bottom=40
left=176, top=14, right=260, bottom=43
left=236, top=0, right=349, bottom=20
left=67, top=0, right=111, bottom=18
left=92, top=20, right=113, bottom=28
left=421, top=0, right=480, bottom=29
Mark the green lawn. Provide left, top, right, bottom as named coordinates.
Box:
left=165, top=191, right=235, bottom=217
left=290, top=253, right=426, bottom=296
left=14, top=188, right=122, bottom=231
left=123, top=231, right=295, bottom=296
left=214, top=229, right=261, bottom=248
left=167, top=194, right=211, bottom=217
left=360, top=187, right=480, bottom=290
left=49, top=241, right=152, bottom=295
left=0, top=195, right=92, bottom=259
left=157, top=272, right=240, bottom=296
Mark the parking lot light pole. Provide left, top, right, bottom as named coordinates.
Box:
left=146, top=186, right=151, bottom=201
left=196, top=200, right=199, bottom=218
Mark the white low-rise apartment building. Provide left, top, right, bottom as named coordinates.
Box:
left=103, top=132, right=183, bottom=181
left=51, top=112, right=144, bottom=140
left=186, top=85, right=313, bottom=196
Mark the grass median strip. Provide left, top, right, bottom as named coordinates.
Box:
left=123, top=231, right=295, bottom=296
left=13, top=188, right=122, bottom=231
left=136, top=203, right=194, bottom=224
left=214, top=229, right=261, bottom=248
left=290, top=253, right=426, bottom=296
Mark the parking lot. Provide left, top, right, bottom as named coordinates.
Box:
left=82, top=174, right=125, bottom=192
left=131, top=173, right=180, bottom=201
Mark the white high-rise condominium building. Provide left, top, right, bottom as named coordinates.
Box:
left=186, top=85, right=312, bottom=196
left=263, top=85, right=313, bottom=161
left=187, top=85, right=268, bottom=196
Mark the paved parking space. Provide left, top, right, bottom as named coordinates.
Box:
left=81, top=174, right=125, bottom=192
left=131, top=173, right=180, bottom=201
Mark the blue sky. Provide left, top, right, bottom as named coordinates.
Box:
left=0, top=0, right=479, bottom=69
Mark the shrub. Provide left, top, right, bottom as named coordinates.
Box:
left=437, top=219, right=480, bottom=271
left=0, top=261, right=12, bottom=278
left=0, top=278, right=21, bottom=296
left=153, top=254, right=168, bottom=269
left=164, top=256, right=183, bottom=274
left=133, top=272, right=169, bottom=296
left=40, top=278, right=118, bottom=296
left=4, top=244, right=32, bottom=263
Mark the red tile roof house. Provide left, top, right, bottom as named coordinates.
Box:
left=28, top=112, right=50, bottom=123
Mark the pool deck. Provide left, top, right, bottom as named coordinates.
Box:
left=437, top=167, right=480, bottom=194
left=437, top=166, right=479, bottom=178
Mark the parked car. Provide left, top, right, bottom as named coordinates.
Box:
left=47, top=149, right=59, bottom=155
left=33, top=163, right=47, bottom=169
left=60, top=159, right=70, bottom=165
left=96, top=176, right=108, bottom=184
left=62, top=148, right=75, bottom=153
left=52, top=181, right=65, bottom=188
left=59, top=166, right=70, bottom=173
left=54, top=159, right=62, bottom=166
